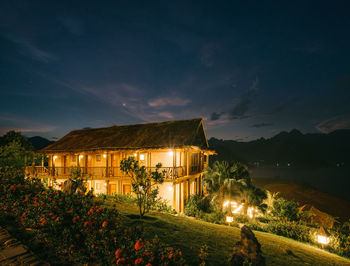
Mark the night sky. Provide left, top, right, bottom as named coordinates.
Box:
left=1, top=1, right=350, bottom=141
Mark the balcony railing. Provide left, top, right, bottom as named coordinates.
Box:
left=26, top=166, right=188, bottom=180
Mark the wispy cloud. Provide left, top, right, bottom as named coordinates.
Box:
left=6, top=35, right=57, bottom=63
left=251, top=122, right=273, bottom=128
left=0, top=114, right=56, bottom=136
left=267, top=96, right=301, bottom=115
left=148, top=95, right=191, bottom=107
left=316, top=114, right=350, bottom=133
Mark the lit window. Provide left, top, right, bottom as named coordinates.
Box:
left=96, top=183, right=101, bottom=190
left=96, top=155, right=101, bottom=162
left=140, top=154, right=145, bottom=160
left=72, top=155, right=76, bottom=162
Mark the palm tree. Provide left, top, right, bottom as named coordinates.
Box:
left=203, top=161, right=233, bottom=211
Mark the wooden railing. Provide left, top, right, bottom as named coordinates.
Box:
left=26, top=166, right=187, bottom=180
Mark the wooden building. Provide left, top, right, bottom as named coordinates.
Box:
left=31, top=118, right=214, bottom=212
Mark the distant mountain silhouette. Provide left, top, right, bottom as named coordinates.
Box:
left=28, top=136, right=55, bottom=151
left=208, top=129, right=350, bottom=167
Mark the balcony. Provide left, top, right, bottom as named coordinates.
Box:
left=26, top=166, right=190, bottom=180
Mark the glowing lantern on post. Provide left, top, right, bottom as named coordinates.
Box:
left=317, top=226, right=330, bottom=247
left=226, top=216, right=233, bottom=224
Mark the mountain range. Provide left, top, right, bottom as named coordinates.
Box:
left=208, top=129, right=350, bottom=167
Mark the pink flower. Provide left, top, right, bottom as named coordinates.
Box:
left=115, top=249, right=122, bottom=259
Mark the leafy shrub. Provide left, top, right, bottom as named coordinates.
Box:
left=151, top=197, right=176, bottom=214
left=263, top=220, right=315, bottom=243
left=200, top=210, right=225, bottom=224
left=114, top=193, right=137, bottom=203
left=184, top=195, right=211, bottom=217
left=272, top=198, right=299, bottom=221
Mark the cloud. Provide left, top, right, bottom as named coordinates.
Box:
left=316, top=114, right=350, bottom=133
left=267, top=96, right=301, bottom=115
left=229, top=78, right=259, bottom=120
left=148, top=96, right=191, bottom=107
left=6, top=36, right=57, bottom=62
left=0, top=114, right=56, bottom=136
left=251, top=122, right=273, bottom=128
left=58, top=16, right=84, bottom=35
left=210, top=112, right=224, bottom=121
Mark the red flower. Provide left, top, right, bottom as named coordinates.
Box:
left=134, top=239, right=144, bottom=250
left=169, top=253, right=174, bottom=259
left=102, top=221, right=108, bottom=227
left=179, top=251, right=182, bottom=256
left=135, top=258, right=144, bottom=265
left=84, top=221, right=90, bottom=227
left=115, top=249, right=122, bottom=259
left=117, top=258, right=126, bottom=264
left=146, top=264, right=152, bottom=266
left=49, top=213, right=54, bottom=216
left=72, top=217, right=77, bottom=223
left=56, top=217, right=60, bottom=222
left=152, top=238, right=158, bottom=244
left=91, top=244, right=95, bottom=249
left=10, top=185, right=16, bottom=190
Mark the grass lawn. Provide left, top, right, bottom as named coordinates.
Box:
left=110, top=201, right=350, bottom=266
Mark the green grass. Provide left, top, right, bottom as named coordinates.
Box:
left=110, top=201, right=350, bottom=266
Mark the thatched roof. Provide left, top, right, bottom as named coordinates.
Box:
left=40, top=118, right=210, bottom=153
left=298, top=204, right=334, bottom=228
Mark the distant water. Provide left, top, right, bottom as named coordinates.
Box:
left=250, top=166, right=350, bottom=201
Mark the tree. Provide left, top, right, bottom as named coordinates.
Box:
left=204, top=161, right=266, bottom=217
left=0, top=141, right=26, bottom=169
left=203, top=161, right=233, bottom=211
left=120, top=156, right=165, bottom=218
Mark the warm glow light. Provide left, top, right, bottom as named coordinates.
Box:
left=317, top=235, right=330, bottom=245
left=103, top=154, right=107, bottom=158
left=233, top=204, right=243, bottom=214
left=134, top=153, right=137, bottom=157
left=168, top=186, right=173, bottom=192
left=226, top=216, right=233, bottom=223
left=168, top=151, right=173, bottom=156
left=104, top=183, right=107, bottom=186
left=79, top=155, right=83, bottom=160
left=223, top=201, right=229, bottom=207
left=53, top=156, right=58, bottom=161
left=140, top=154, right=145, bottom=160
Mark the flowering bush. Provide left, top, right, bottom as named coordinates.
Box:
left=0, top=166, right=184, bottom=265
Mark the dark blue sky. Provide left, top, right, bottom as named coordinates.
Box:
left=1, top=1, right=350, bottom=140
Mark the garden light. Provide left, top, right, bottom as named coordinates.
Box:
left=317, top=226, right=330, bottom=246
left=226, top=216, right=233, bottom=223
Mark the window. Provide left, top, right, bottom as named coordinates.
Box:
left=72, top=155, right=76, bottom=162
left=96, top=155, right=101, bottom=162
left=140, top=154, right=145, bottom=161
left=96, top=183, right=101, bottom=190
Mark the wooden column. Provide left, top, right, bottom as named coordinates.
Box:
left=173, top=182, right=176, bottom=210
left=186, top=150, right=189, bottom=176
left=106, top=152, right=109, bottom=177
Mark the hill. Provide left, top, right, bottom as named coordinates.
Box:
left=112, top=202, right=350, bottom=266
left=208, top=129, right=350, bottom=167
left=27, top=136, right=55, bottom=151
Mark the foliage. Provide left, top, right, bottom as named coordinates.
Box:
left=0, top=131, right=33, bottom=150
left=115, top=193, right=137, bottom=203
left=0, top=141, right=27, bottom=169
left=120, top=156, right=165, bottom=218
left=0, top=167, right=185, bottom=264
left=184, top=195, right=211, bottom=217
left=271, top=197, right=300, bottom=221
left=198, top=244, right=209, bottom=265
left=150, top=197, right=176, bottom=214
left=204, top=160, right=266, bottom=217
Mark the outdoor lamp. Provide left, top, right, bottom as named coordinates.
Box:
left=317, top=226, right=330, bottom=246
left=226, top=216, right=233, bottom=223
